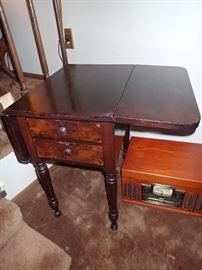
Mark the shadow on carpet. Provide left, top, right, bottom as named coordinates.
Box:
left=15, top=165, right=202, bottom=270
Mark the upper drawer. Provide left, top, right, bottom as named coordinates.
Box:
left=27, top=118, right=102, bottom=143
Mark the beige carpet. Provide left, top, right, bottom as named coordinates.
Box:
left=15, top=165, right=202, bottom=270
left=1, top=71, right=201, bottom=269
left=0, top=198, right=71, bottom=270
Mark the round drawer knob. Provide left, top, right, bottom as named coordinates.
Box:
left=63, top=148, right=72, bottom=156
left=57, top=126, right=67, bottom=137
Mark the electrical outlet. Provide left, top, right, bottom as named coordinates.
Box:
left=64, top=28, right=74, bottom=49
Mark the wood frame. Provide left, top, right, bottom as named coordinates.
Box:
left=26, top=0, right=49, bottom=79
left=0, top=0, right=27, bottom=93
left=52, top=0, right=68, bottom=64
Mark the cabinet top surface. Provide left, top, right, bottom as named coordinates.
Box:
left=114, top=65, right=200, bottom=132
left=123, top=137, right=202, bottom=183
left=3, top=64, right=200, bottom=132
left=5, top=64, right=133, bottom=122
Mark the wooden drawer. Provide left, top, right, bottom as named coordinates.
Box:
left=27, top=118, right=102, bottom=143
left=34, top=140, right=103, bottom=165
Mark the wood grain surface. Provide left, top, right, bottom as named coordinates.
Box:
left=122, top=137, right=202, bottom=191
left=115, top=65, right=200, bottom=132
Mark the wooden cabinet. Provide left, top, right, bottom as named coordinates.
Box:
left=121, top=137, right=202, bottom=216
left=1, top=64, right=200, bottom=230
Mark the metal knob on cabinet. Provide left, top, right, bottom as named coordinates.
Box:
left=63, top=147, right=72, bottom=156
left=57, top=126, right=67, bottom=137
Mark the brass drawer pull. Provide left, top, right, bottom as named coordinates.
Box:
left=57, top=126, right=67, bottom=137
left=63, top=147, right=72, bottom=156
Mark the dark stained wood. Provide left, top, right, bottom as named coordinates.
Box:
left=101, top=123, right=118, bottom=230
left=27, top=118, right=102, bottom=143
left=13, top=138, right=123, bottom=205
left=17, top=116, right=41, bottom=162
left=34, top=162, right=61, bottom=217
left=1, top=64, right=201, bottom=230
left=0, top=0, right=27, bottom=92
left=122, top=137, right=202, bottom=216
left=52, top=0, right=68, bottom=65
left=0, top=36, right=15, bottom=79
left=1, top=115, right=30, bottom=163
left=14, top=116, right=61, bottom=216
left=5, top=65, right=134, bottom=122
left=26, top=0, right=49, bottom=79
left=115, top=65, right=201, bottom=133
left=34, top=139, right=103, bottom=165
left=122, top=125, right=130, bottom=158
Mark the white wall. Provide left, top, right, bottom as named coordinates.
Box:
left=63, top=0, right=202, bottom=144
left=1, top=0, right=201, bottom=198
left=2, top=0, right=201, bottom=143
left=0, top=152, right=36, bottom=199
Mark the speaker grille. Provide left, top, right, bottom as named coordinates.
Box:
left=123, top=182, right=202, bottom=213
left=182, top=193, right=202, bottom=211
left=123, top=182, right=141, bottom=200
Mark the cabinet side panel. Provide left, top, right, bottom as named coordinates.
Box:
left=1, top=114, right=30, bottom=163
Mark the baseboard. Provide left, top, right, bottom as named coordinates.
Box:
left=23, top=72, right=44, bottom=80
left=12, top=165, right=54, bottom=204
left=12, top=179, right=39, bottom=204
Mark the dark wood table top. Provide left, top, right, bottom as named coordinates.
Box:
left=4, top=64, right=200, bottom=133
left=114, top=65, right=201, bottom=132
left=6, top=64, right=133, bottom=122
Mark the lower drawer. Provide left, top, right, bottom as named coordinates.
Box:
left=34, top=140, right=103, bottom=165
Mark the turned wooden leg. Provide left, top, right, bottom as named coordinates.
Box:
left=102, top=123, right=119, bottom=230
left=33, top=162, right=61, bottom=217
left=122, top=124, right=130, bottom=159
left=105, top=172, right=118, bottom=231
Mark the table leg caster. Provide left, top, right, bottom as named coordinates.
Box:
left=108, top=211, right=118, bottom=231
left=48, top=197, right=61, bottom=218
left=54, top=209, right=62, bottom=218
left=111, top=221, right=118, bottom=231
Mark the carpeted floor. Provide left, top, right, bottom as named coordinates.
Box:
left=15, top=165, right=202, bottom=270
